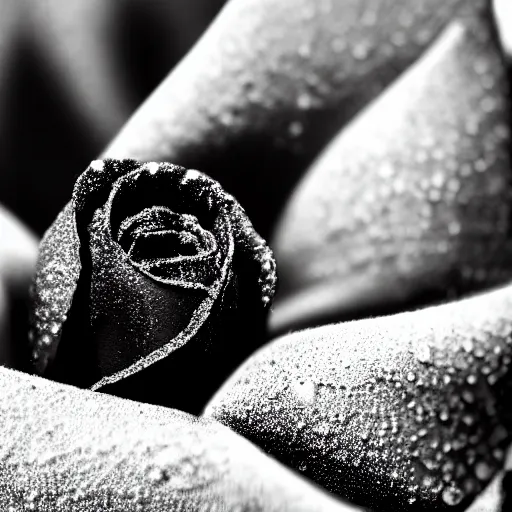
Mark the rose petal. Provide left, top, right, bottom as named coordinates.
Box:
left=30, top=159, right=276, bottom=413
left=0, top=366, right=361, bottom=512
left=26, top=0, right=131, bottom=141
left=205, top=282, right=512, bottom=510
left=105, top=0, right=481, bottom=236
left=271, top=4, right=512, bottom=333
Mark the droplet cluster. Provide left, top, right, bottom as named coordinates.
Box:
left=139, top=0, right=484, bottom=159
left=29, top=202, right=81, bottom=373
left=0, top=367, right=344, bottom=511
left=272, top=5, right=512, bottom=329
left=206, top=283, right=512, bottom=510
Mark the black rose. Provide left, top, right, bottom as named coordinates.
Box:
left=29, top=158, right=276, bottom=413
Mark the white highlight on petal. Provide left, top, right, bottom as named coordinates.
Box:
left=494, top=0, right=512, bottom=60
left=145, top=162, right=160, bottom=175
left=89, top=160, right=104, bottom=171
left=182, top=169, right=201, bottom=183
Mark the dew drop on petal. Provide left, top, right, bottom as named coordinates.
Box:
left=90, top=160, right=104, bottom=171
left=288, top=121, right=304, bottom=138
left=442, top=485, right=464, bottom=506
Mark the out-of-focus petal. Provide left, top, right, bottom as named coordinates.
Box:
left=0, top=0, right=22, bottom=101
left=0, top=204, right=38, bottom=368
left=271, top=5, right=512, bottom=333
left=26, top=0, right=132, bottom=141
left=106, top=0, right=482, bottom=235
left=0, top=366, right=360, bottom=512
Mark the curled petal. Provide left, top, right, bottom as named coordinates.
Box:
left=30, top=159, right=276, bottom=413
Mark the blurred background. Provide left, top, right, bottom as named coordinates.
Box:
left=0, top=0, right=509, bottom=238
left=0, top=0, right=509, bottom=240
left=0, top=0, right=227, bottom=235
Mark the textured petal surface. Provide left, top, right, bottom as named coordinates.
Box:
left=0, top=366, right=360, bottom=512
left=206, top=283, right=512, bottom=510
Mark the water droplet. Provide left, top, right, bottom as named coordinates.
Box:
left=145, top=162, right=160, bottom=175
left=90, top=160, right=104, bottom=171
left=288, top=121, right=304, bottom=138
left=492, top=448, right=504, bottom=461
left=466, top=374, right=477, bottom=385
left=361, top=8, right=377, bottom=26
left=378, top=163, right=395, bottom=179
left=219, top=112, right=234, bottom=127
left=422, top=475, right=435, bottom=488
left=147, top=467, right=168, bottom=483
left=292, top=380, right=317, bottom=405
left=462, top=414, right=475, bottom=427
left=331, top=37, right=346, bottom=53
left=431, top=171, right=445, bottom=188
left=448, top=221, right=461, bottom=236
left=474, top=159, right=487, bottom=173
left=474, top=461, right=493, bottom=481
left=489, top=425, right=507, bottom=445
left=391, top=31, right=406, bottom=47
left=352, top=41, right=370, bottom=60
left=182, top=169, right=201, bottom=183
left=298, top=43, right=311, bottom=58
left=38, top=334, right=52, bottom=347
left=462, top=390, right=474, bottom=404
left=429, top=189, right=442, bottom=202
left=442, top=485, right=464, bottom=506
left=439, top=410, right=449, bottom=422
left=417, top=344, right=432, bottom=364
left=267, top=390, right=279, bottom=400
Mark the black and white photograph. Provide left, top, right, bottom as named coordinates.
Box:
left=0, top=0, right=511, bottom=510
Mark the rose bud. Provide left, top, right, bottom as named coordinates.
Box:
left=271, top=4, right=512, bottom=334
left=205, top=282, right=512, bottom=510
left=29, top=159, right=276, bottom=414
left=105, top=0, right=483, bottom=236
left=0, top=366, right=361, bottom=512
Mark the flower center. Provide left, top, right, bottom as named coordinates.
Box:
left=117, top=206, right=217, bottom=264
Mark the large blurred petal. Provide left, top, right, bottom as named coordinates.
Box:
left=271, top=5, right=512, bottom=333
left=106, top=0, right=482, bottom=235
left=0, top=366, right=359, bottom=512
left=26, top=0, right=133, bottom=142
left=0, top=204, right=38, bottom=368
